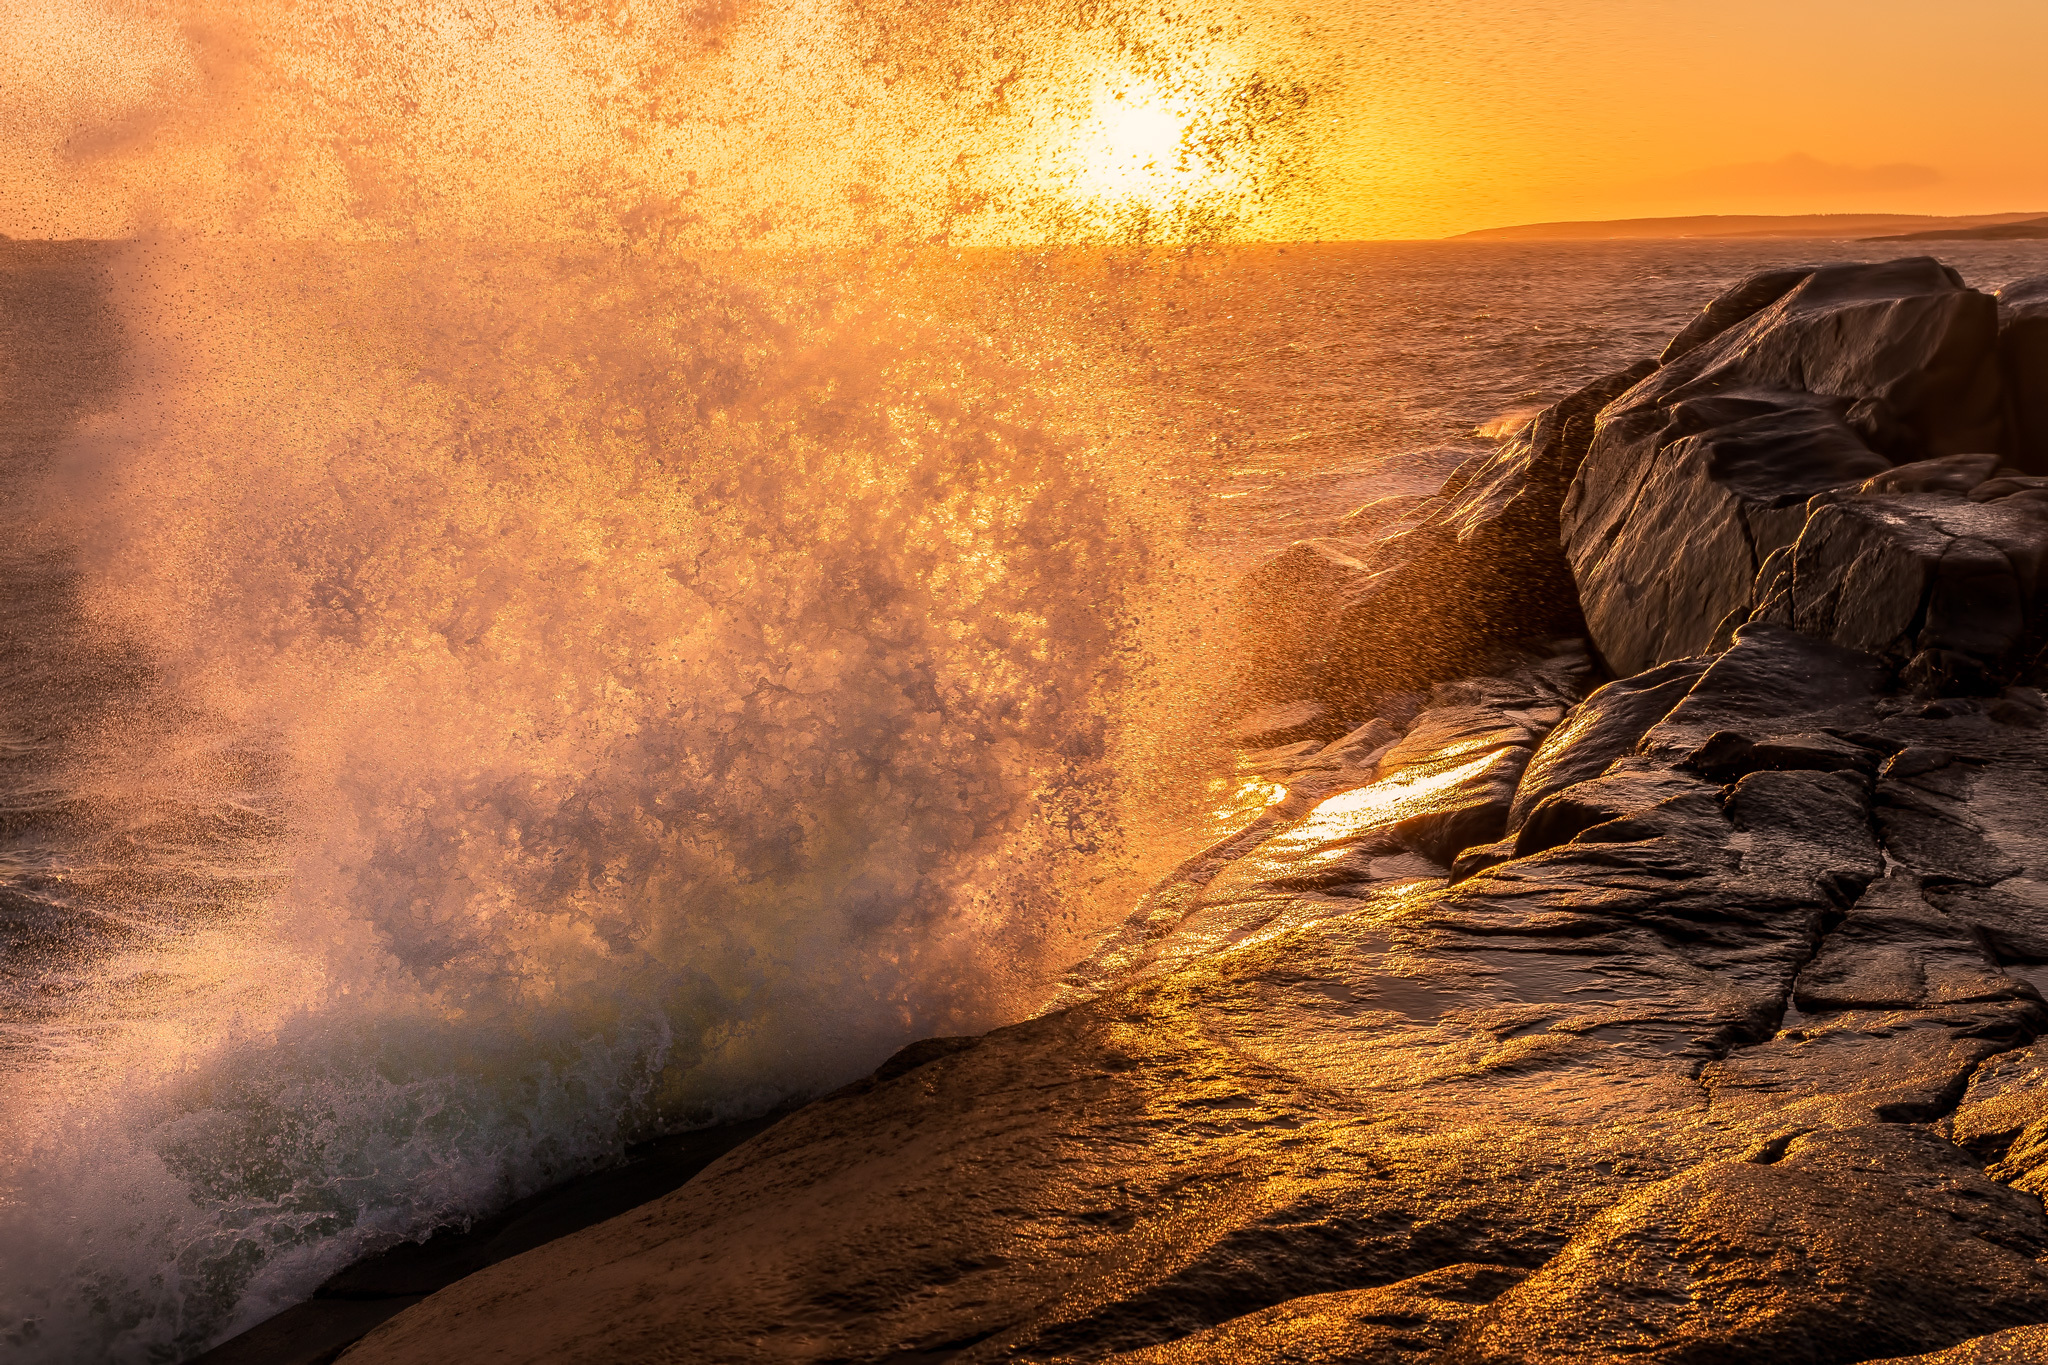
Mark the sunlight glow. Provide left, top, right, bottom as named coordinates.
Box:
left=1065, top=82, right=1238, bottom=217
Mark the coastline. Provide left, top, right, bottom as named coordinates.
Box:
left=296, top=255, right=2048, bottom=1365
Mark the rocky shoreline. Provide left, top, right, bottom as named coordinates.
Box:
left=216, top=257, right=2048, bottom=1364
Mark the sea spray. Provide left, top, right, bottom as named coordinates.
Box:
left=0, top=241, right=1238, bottom=1362
left=0, top=0, right=1334, bottom=1353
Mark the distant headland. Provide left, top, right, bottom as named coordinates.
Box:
left=1450, top=211, right=2048, bottom=241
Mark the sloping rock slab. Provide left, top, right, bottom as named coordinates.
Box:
left=335, top=628, right=2048, bottom=1365
left=1442, top=1126, right=2048, bottom=1365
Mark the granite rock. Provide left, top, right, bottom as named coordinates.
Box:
left=1564, top=259, right=2009, bottom=678
left=1998, top=275, right=2048, bottom=475
left=1238, top=362, right=1653, bottom=714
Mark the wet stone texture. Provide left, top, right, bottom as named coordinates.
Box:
left=334, top=265, right=2048, bottom=1365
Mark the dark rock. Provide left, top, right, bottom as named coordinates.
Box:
left=1795, top=875, right=2022, bottom=1012
left=1970, top=474, right=2048, bottom=502
left=1506, top=658, right=1708, bottom=834
left=1239, top=362, right=1654, bottom=715
left=1659, top=266, right=1816, bottom=364
left=1861, top=451, right=2004, bottom=495
left=1642, top=623, right=1890, bottom=752
left=1450, top=837, right=1518, bottom=883
left=1882, top=746, right=1952, bottom=779
left=1680, top=728, right=1881, bottom=780
left=1997, top=274, right=2048, bottom=475
left=1564, top=259, right=2008, bottom=677
left=1563, top=391, right=1889, bottom=675
left=1512, top=757, right=1719, bottom=859
left=1786, top=492, right=2048, bottom=684
left=1930, top=879, right=2048, bottom=961
left=1877, top=772, right=2027, bottom=886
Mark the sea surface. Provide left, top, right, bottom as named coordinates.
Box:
left=3, top=237, right=2046, bottom=1362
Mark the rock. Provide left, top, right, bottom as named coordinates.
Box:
left=338, top=629, right=2048, bottom=1365
left=1095, top=1263, right=1528, bottom=1365
left=1862, top=1324, right=2048, bottom=1364
left=1239, top=362, right=1653, bottom=716
left=1970, top=474, right=2048, bottom=503
left=1679, top=728, right=1882, bottom=780
left=1659, top=265, right=1816, bottom=364
left=1505, top=658, right=1708, bottom=833
left=337, top=273, right=2048, bottom=1365
left=1794, top=875, right=2023, bottom=1013
left=1784, top=491, right=2048, bottom=688
left=1442, top=1126, right=2048, bottom=1365
left=1861, top=451, right=2004, bottom=495
left=1997, top=275, right=2048, bottom=475
left=1564, top=259, right=2008, bottom=677
left=1449, top=837, right=1517, bottom=883
left=1564, top=390, right=1892, bottom=674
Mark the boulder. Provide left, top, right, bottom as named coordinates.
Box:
left=1658, top=265, right=1816, bottom=364
left=1565, top=260, right=2009, bottom=678
left=1997, top=275, right=2048, bottom=475
left=1565, top=389, right=1892, bottom=675
left=1786, top=491, right=2048, bottom=689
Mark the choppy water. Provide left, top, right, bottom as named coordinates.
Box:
left=3, top=236, right=2046, bottom=1362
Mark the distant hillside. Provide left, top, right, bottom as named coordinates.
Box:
left=1450, top=212, right=2048, bottom=241
left=1867, top=216, right=2048, bottom=241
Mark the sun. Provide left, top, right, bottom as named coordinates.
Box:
left=1068, top=82, right=1231, bottom=210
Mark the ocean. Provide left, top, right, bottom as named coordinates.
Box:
left=3, top=236, right=2046, bottom=1362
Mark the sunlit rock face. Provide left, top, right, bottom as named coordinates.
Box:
left=336, top=265, right=2048, bottom=1365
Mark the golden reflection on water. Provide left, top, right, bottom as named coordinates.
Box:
left=1207, top=774, right=1289, bottom=829
left=1294, top=753, right=1501, bottom=839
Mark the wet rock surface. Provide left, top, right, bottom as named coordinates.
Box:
left=319, top=261, right=2048, bottom=1365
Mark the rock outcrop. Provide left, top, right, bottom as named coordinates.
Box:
left=1237, top=362, right=1653, bottom=717
left=1565, top=261, right=2048, bottom=690
left=2000, top=276, right=2048, bottom=475
left=328, top=262, right=2048, bottom=1365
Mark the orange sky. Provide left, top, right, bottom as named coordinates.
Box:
left=4, top=0, right=2046, bottom=241
left=1322, top=0, right=2048, bottom=237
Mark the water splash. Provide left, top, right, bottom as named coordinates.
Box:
left=0, top=239, right=1243, bottom=1361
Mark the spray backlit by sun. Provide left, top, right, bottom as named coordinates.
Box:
left=1065, top=82, right=1239, bottom=220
